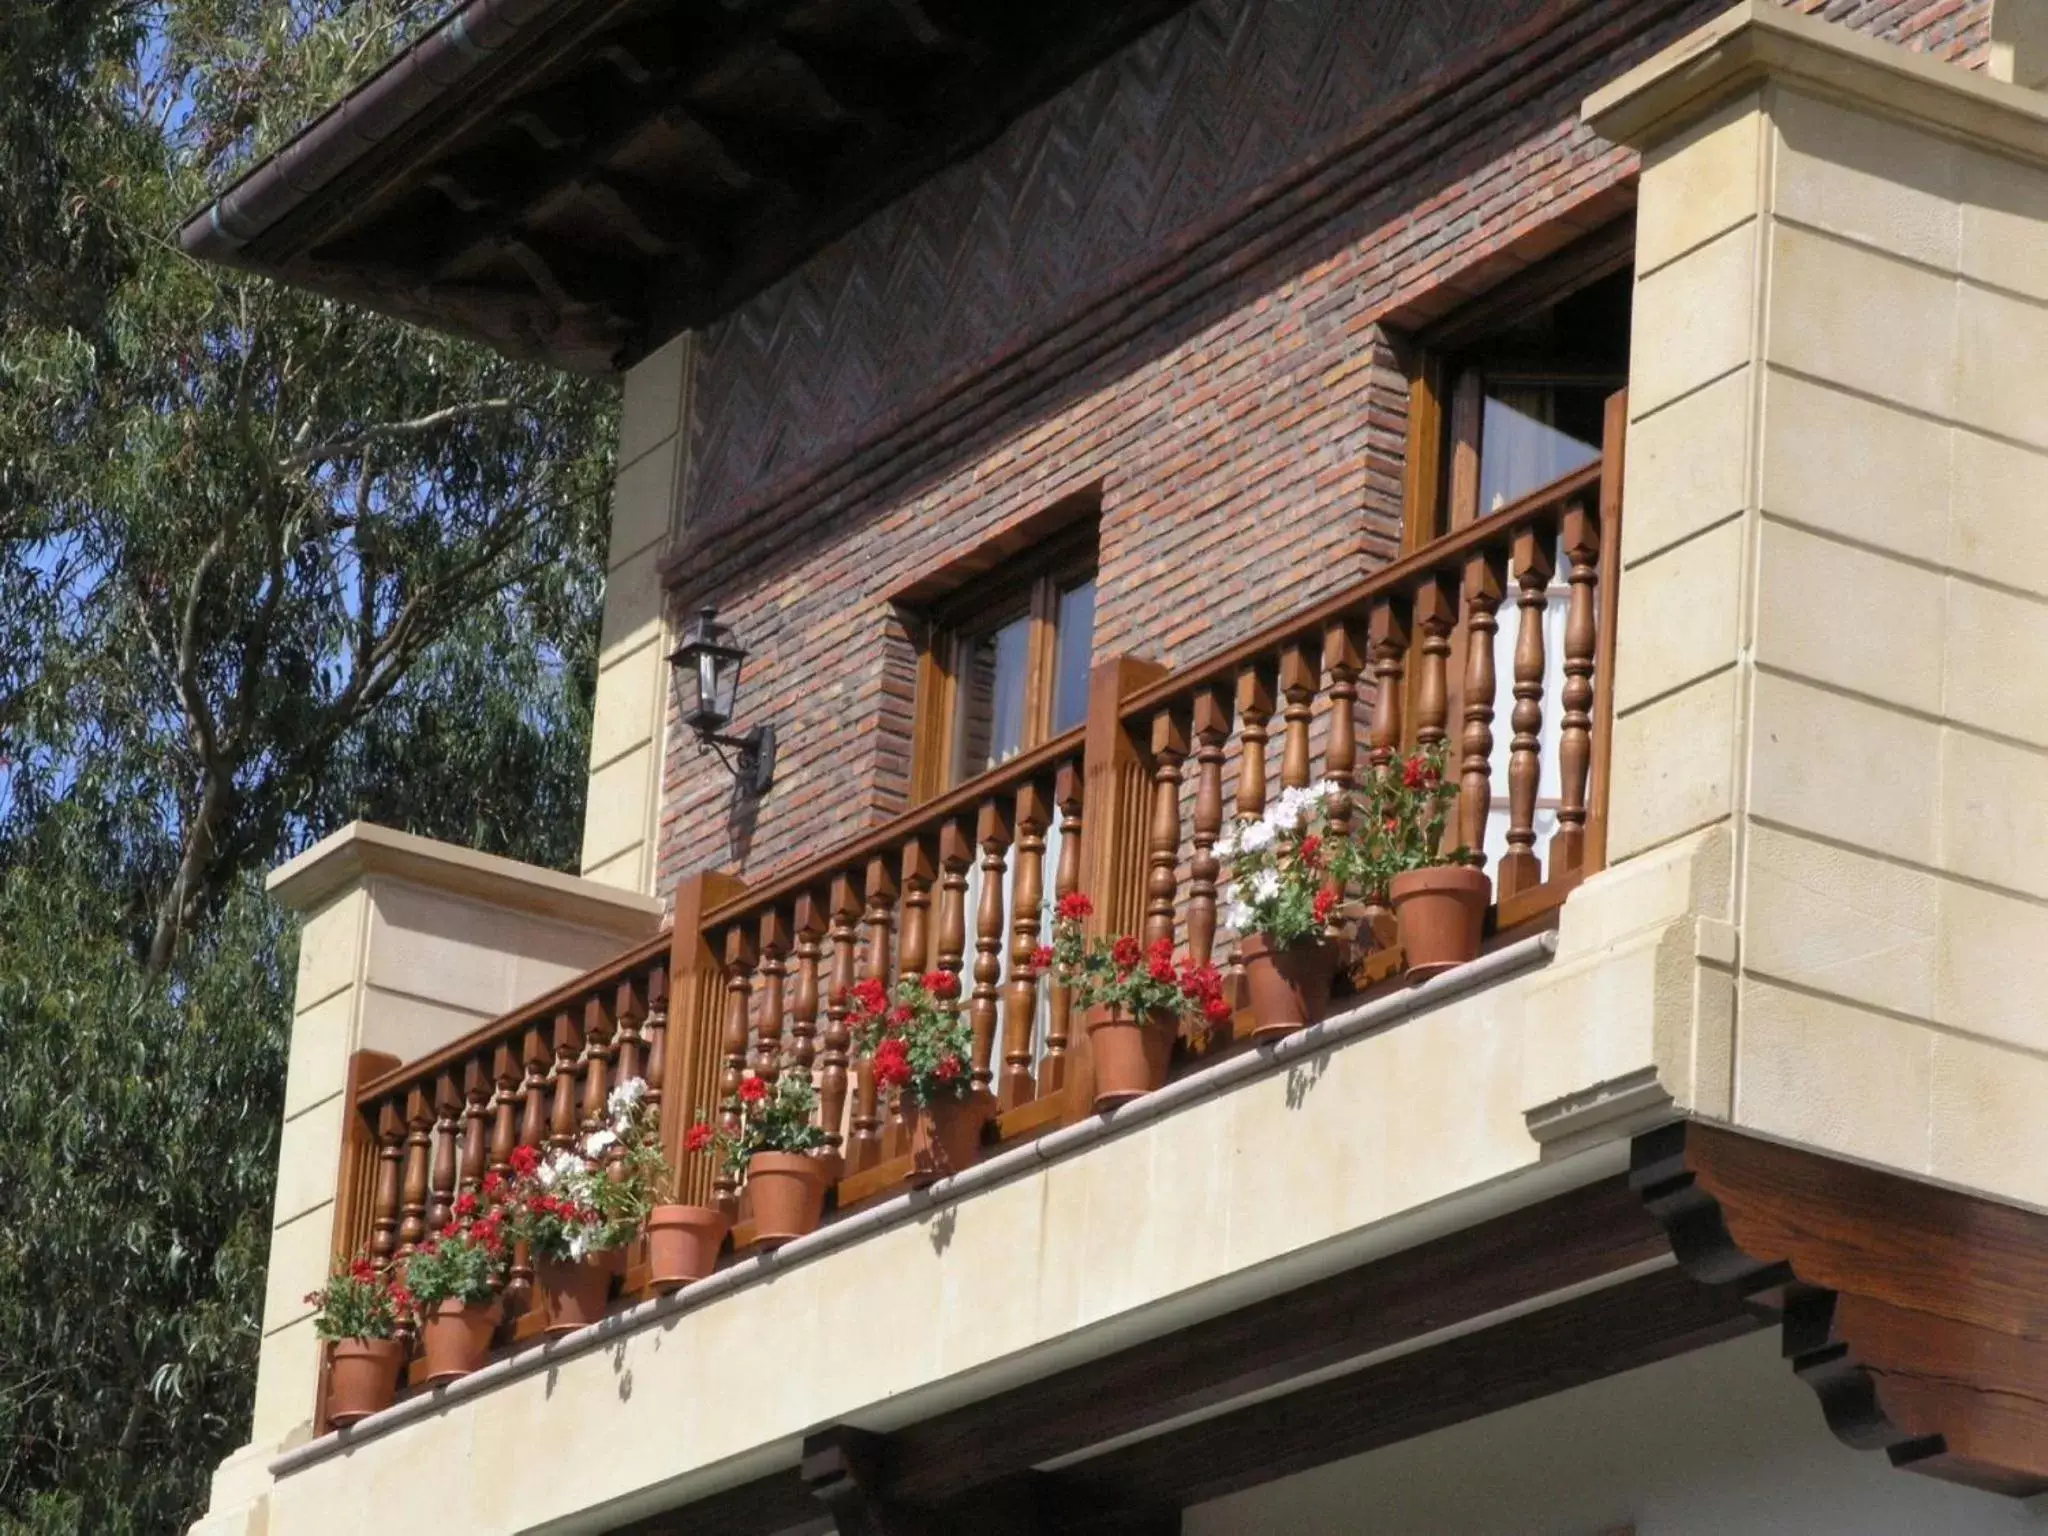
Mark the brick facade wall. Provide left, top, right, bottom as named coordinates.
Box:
left=654, top=0, right=1988, bottom=893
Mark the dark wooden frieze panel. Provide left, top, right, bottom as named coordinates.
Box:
left=1632, top=1119, right=2048, bottom=1499
left=681, top=0, right=1566, bottom=532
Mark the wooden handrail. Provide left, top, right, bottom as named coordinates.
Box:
left=698, top=723, right=1087, bottom=931
left=1115, top=460, right=1602, bottom=723
left=357, top=927, right=674, bottom=1102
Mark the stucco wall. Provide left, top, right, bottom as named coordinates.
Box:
left=1591, top=2, right=2048, bottom=1210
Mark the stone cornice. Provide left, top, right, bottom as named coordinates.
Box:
left=265, top=819, right=663, bottom=931
left=1585, top=0, right=2048, bottom=161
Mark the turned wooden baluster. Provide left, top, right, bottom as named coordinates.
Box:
left=518, top=1023, right=551, bottom=1155
left=1043, top=764, right=1084, bottom=1092
left=1278, top=644, right=1317, bottom=793
left=1362, top=600, right=1411, bottom=946
left=549, top=1010, right=583, bottom=1152
left=756, top=910, right=788, bottom=1088
left=1146, top=708, right=1189, bottom=953
left=426, top=1069, right=461, bottom=1233
left=1459, top=550, right=1506, bottom=857
left=1554, top=505, right=1601, bottom=877
left=717, top=928, right=757, bottom=1215
left=1002, top=781, right=1051, bottom=1110
left=970, top=801, right=1012, bottom=1093
left=641, top=967, right=668, bottom=1122
left=856, top=855, right=899, bottom=1163
left=370, top=1100, right=405, bottom=1268
left=489, top=1043, right=520, bottom=1181
left=460, top=1059, right=490, bottom=1196
left=1501, top=528, right=1556, bottom=899
left=791, top=893, right=826, bottom=1086
left=1414, top=577, right=1456, bottom=755
left=936, top=820, right=972, bottom=991
left=898, top=837, right=936, bottom=981
left=1321, top=625, right=1363, bottom=844
left=580, top=994, right=616, bottom=1145
left=1229, top=662, right=1277, bottom=978
left=397, top=1086, right=433, bottom=1261
left=612, top=975, right=645, bottom=1088
left=821, top=874, right=862, bottom=1158
left=1188, top=690, right=1230, bottom=966
left=1236, top=663, right=1275, bottom=822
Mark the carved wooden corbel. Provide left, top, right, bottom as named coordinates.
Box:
left=1633, top=1120, right=2048, bottom=1498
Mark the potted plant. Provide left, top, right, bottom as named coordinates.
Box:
left=1221, top=782, right=1349, bottom=1039
left=403, top=1194, right=508, bottom=1384
left=846, top=969, right=993, bottom=1185
left=307, top=1257, right=413, bottom=1427
left=1046, top=892, right=1231, bottom=1109
left=654, top=1120, right=735, bottom=1289
left=732, top=1070, right=830, bottom=1246
left=1367, top=744, right=1488, bottom=979
left=502, top=1080, right=658, bottom=1334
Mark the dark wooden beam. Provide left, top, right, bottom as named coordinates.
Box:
left=885, top=1175, right=1665, bottom=1506
left=1633, top=1119, right=2048, bottom=1498
left=1063, top=1265, right=1756, bottom=1509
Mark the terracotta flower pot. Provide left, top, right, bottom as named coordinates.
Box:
left=1084, top=1005, right=1179, bottom=1111
left=420, top=1297, right=501, bottom=1385
left=1389, top=864, right=1491, bottom=980
left=534, top=1253, right=618, bottom=1335
left=647, top=1204, right=729, bottom=1291
left=908, top=1090, right=993, bottom=1186
left=326, top=1337, right=404, bottom=1427
left=1238, top=933, right=1340, bottom=1041
left=747, top=1152, right=826, bottom=1247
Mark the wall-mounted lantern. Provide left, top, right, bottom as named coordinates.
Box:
left=668, top=605, right=775, bottom=799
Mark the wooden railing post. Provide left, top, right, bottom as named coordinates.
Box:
left=663, top=871, right=746, bottom=1208
left=1072, top=654, right=1167, bottom=1117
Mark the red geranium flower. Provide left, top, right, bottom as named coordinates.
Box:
left=685, top=1122, right=715, bottom=1154
left=509, top=1144, right=540, bottom=1178
left=1111, top=935, right=1143, bottom=972
left=921, top=969, right=959, bottom=1000
left=1204, top=995, right=1234, bottom=1024
left=1031, top=944, right=1054, bottom=972
left=1312, top=883, right=1341, bottom=925
left=738, top=1076, right=769, bottom=1105
left=934, top=1054, right=963, bottom=1082
left=1402, top=754, right=1427, bottom=789
left=481, top=1171, right=506, bottom=1200
left=889, top=1004, right=914, bottom=1027
left=1300, top=835, right=1322, bottom=866
left=453, top=1191, right=479, bottom=1220
left=1056, top=892, right=1094, bottom=921
left=1146, top=938, right=1176, bottom=984
left=850, top=977, right=888, bottom=1015
left=873, top=1036, right=913, bottom=1088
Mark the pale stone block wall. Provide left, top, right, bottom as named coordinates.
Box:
left=192, top=823, right=660, bottom=1535
left=580, top=333, right=694, bottom=893
left=1588, top=0, right=2048, bottom=1210
left=259, top=932, right=1679, bottom=1536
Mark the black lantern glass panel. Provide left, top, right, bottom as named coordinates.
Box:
left=671, top=606, right=745, bottom=736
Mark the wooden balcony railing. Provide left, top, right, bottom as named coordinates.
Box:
left=327, top=390, right=1624, bottom=1402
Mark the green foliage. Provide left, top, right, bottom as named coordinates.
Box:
left=306, top=1261, right=412, bottom=1343
left=0, top=840, right=289, bottom=1534
left=0, top=1, right=618, bottom=1528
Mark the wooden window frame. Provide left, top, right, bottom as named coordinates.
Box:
left=907, top=522, right=1098, bottom=804
left=1399, top=218, right=1636, bottom=553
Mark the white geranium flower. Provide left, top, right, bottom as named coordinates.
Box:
left=1253, top=869, right=1282, bottom=901
left=1215, top=826, right=1239, bottom=860
left=607, top=1077, right=648, bottom=1119
left=568, top=1231, right=589, bottom=1262
left=1238, top=818, right=1276, bottom=853
left=1310, top=779, right=1337, bottom=803
left=1224, top=901, right=1254, bottom=932
left=583, top=1128, right=619, bottom=1158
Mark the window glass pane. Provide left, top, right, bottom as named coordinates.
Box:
left=956, top=612, right=1032, bottom=780
left=1476, top=383, right=1605, bottom=514
left=1050, top=577, right=1096, bottom=734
